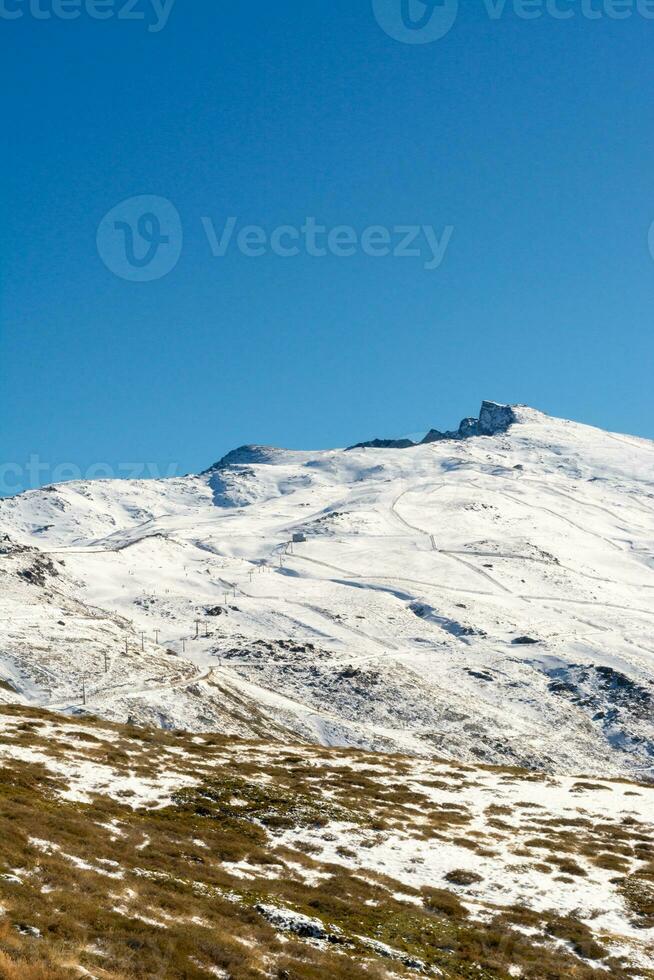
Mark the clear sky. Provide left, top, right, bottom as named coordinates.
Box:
left=2, top=0, right=654, bottom=495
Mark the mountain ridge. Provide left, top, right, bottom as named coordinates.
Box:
left=0, top=402, right=653, bottom=783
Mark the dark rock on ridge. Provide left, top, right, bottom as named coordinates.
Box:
left=348, top=401, right=517, bottom=451
left=348, top=438, right=416, bottom=450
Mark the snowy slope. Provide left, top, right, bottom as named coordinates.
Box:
left=1, top=403, right=653, bottom=780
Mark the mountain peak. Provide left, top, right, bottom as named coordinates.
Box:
left=204, top=445, right=281, bottom=471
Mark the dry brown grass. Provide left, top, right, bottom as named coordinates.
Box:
left=0, top=706, right=652, bottom=980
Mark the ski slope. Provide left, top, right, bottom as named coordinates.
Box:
left=1, top=403, right=653, bottom=779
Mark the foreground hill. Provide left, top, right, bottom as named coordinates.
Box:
left=0, top=705, right=653, bottom=979
left=0, top=402, right=653, bottom=779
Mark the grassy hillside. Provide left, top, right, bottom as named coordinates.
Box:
left=0, top=705, right=652, bottom=979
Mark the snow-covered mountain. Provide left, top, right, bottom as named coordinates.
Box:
left=1, top=402, right=653, bottom=780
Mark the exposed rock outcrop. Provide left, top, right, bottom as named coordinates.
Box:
left=478, top=401, right=517, bottom=436
left=347, top=437, right=418, bottom=451
left=349, top=401, right=517, bottom=451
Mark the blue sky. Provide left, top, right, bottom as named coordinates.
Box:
left=2, top=0, right=654, bottom=494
